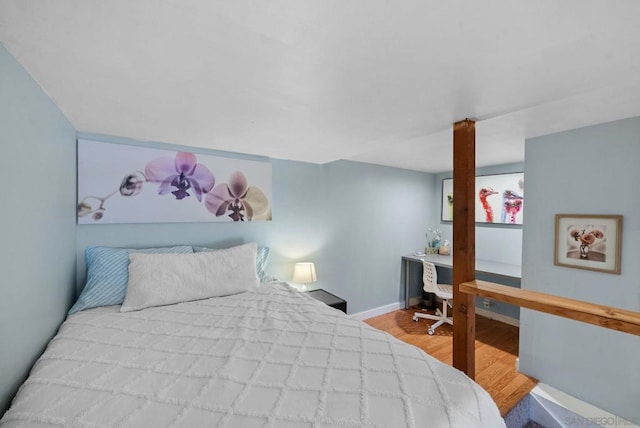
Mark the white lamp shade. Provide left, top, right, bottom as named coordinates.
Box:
left=293, top=262, right=317, bottom=284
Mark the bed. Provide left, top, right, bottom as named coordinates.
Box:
left=1, top=244, right=505, bottom=427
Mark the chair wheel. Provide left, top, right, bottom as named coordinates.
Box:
left=427, top=329, right=434, bottom=336
left=412, top=316, right=418, bottom=322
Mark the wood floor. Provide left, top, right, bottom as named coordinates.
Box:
left=364, top=307, right=537, bottom=416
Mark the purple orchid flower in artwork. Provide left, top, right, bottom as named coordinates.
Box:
left=205, top=171, right=270, bottom=221
left=145, top=152, right=215, bottom=201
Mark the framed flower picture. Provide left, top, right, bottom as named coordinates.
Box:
left=77, top=139, right=272, bottom=224
left=554, top=214, right=622, bottom=274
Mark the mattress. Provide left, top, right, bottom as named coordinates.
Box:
left=1, top=282, right=505, bottom=427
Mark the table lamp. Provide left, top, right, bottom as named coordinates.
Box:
left=293, top=262, right=317, bottom=291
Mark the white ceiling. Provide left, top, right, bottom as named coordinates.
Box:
left=2, top=0, right=640, bottom=173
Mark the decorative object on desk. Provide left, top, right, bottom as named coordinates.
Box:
left=554, top=214, right=622, bottom=274
left=441, top=172, right=524, bottom=225
left=77, top=139, right=272, bottom=224
left=439, top=240, right=451, bottom=255
left=293, top=262, right=317, bottom=291
left=425, top=228, right=442, bottom=254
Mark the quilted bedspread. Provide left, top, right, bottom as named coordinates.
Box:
left=1, top=282, right=505, bottom=427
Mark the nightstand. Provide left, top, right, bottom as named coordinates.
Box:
left=307, top=289, right=347, bottom=314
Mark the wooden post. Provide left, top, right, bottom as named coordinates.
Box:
left=452, top=119, right=476, bottom=378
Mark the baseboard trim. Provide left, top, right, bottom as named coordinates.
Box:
left=475, top=307, right=520, bottom=327
left=350, top=302, right=403, bottom=320
left=350, top=300, right=520, bottom=325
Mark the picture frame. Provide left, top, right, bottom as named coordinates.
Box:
left=441, top=172, right=524, bottom=225
left=77, top=139, right=273, bottom=224
left=554, top=214, right=622, bottom=274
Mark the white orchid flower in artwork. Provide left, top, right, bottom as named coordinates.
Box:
left=145, top=152, right=215, bottom=201
left=205, top=171, right=270, bottom=221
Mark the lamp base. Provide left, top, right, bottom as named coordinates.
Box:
left=298, top=283, right=308, bottom=292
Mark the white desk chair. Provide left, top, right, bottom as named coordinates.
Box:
left=412, top=261, right=453, bottom=335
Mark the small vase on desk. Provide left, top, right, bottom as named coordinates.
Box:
left=425, top=245, right=438, bottom=255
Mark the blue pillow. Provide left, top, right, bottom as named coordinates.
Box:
left=69, top=245, right=193, bottom=314
left=193, top=244, right=276, bottom=282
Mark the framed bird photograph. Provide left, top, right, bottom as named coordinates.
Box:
left=441, top=172, right=524, bottom=225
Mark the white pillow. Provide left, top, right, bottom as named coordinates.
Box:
left=121, top=242, right=259, bottom=312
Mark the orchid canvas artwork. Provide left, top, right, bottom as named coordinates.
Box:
left=77, top=139, right=272, bottom=224
left=441, top=172, right=524, bottom=225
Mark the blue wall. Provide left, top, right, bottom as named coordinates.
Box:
left=76, top=134, right=437, bottom=315
left=520, top=117, right=640, bottom=423
left=0, top=44, right=77, bottom=413
left=433, top=162, right=524, bottom=320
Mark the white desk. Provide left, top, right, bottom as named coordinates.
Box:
left=402, top=253, right=521, bottom=309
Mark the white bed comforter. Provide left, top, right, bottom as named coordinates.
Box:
left=1, top=282, right=505, bottom=428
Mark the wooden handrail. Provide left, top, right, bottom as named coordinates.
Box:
left=461, top=280, right=640, bottom=336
